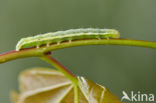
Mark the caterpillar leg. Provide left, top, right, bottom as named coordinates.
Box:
left=46, top=42, right=50, bottom=47
left=96, top=36, right=101, bottom=40
left=106, top=37, right=110, bottom=40
left=68, top=39, right=72, bottom=43
left=57, top=41, right=61, bottom=45
left=36, top=45, right=40, bottom=48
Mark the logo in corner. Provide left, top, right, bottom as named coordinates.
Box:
left=121, top=91, right=155, bottom=102
left=121, top=91, right=131, bottom=101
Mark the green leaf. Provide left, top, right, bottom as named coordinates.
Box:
left=11, top=67, right=121, bottom=103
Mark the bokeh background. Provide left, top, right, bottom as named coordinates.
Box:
left=0, top=0, right=156, bottom=103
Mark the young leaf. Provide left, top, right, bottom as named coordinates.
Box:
left=11, top=67, right=121, bottom=103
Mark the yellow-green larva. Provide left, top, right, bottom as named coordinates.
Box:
left=16, top=28, right=120, bottom=51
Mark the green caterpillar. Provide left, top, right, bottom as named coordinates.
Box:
left=16, top=28, right=120, bottom=51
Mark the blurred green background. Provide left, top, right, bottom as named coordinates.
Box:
left=0, top=0, right=156, bottom=103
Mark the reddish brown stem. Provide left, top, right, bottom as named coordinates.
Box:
left=45, top=55, right=75, bottom=77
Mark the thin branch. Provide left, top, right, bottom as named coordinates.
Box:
left=0, top=39, right=156, bottom=63
left=40, top=55, right=78, bottom=102
left=41, top=55, right=75, bottom=77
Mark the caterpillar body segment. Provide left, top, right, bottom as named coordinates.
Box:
left=16, top=28, right=120, bottom=51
